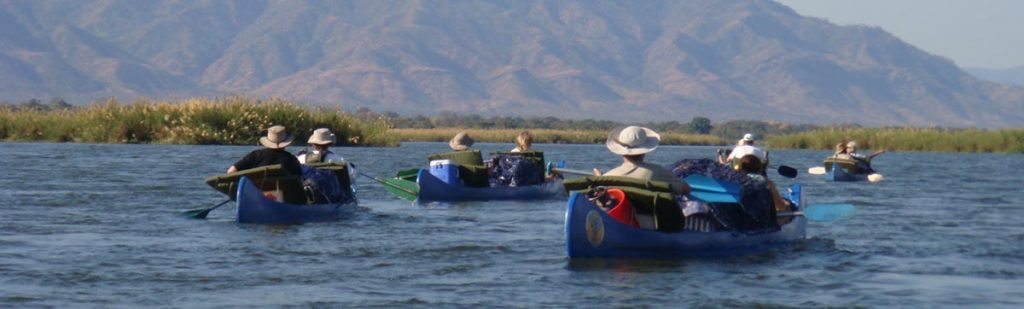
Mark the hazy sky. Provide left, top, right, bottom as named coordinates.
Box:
left=777, top=0, right=1024, bottom=69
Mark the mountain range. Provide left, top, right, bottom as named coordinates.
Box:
left=1, top=0, right=1022, bottom=127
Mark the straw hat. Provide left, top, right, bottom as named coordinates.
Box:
left=606, top=126, right=660, bottom=156
left=307, top=128, right=336, bottom=145
left=847, top=141, right=858, bottom=148
left=449, top=132, right=475, bottom=151
left=259, top=125, right=295, bottom=149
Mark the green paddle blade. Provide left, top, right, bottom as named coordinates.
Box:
left=395, top=168, right=420, bottom=181
left=180, top=200, right=231, bottom=219
left=381, top=177, right=418, bottom=201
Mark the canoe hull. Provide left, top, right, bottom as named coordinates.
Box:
left=236, top=176, right=356, bottom=224
left=826, top=163, right=869, bottom=182
left=565, top=191, right=807, bottom=259
left=416, top=169, right=564, bottom=202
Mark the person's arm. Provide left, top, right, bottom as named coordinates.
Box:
left=867, top=149, right=886, bottom=160
left=227, top=165, right=238, bottom=173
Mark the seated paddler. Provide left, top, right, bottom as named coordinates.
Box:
left=425, top=132, right=489, bottom=187
left=297, top=127, right=357, bottom=189
left=593, top=126, right=691, bottom=196
left=226, top=125, right=302, bottom=175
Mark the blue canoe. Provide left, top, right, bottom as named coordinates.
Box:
left=565, top=183, right=807, bottom=258
left=236, top=176, right=357, bottom=224
left=416, top=169, right=564, bottom=203
left=823, top=157, right=875, bottom=182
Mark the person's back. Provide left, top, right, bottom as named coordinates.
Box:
left=234, top=148, right=302, bottom=175
left=604, top=157, right=685, bottom=191
left=228, top=125, right=301, bottom=175
left=720, top=133, right=766, bottom=165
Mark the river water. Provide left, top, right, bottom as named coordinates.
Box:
left=0, top=141, right=1021, bottom=307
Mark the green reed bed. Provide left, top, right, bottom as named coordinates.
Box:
left=389, top=128, right=724, bottom=146
left=0, top=97, right=398, bottom=146
left=766, top=127, right=1024, bottom=153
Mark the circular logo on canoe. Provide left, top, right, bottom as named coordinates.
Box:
left=585, top=210, right=604, bottom=246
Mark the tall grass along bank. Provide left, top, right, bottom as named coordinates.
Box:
left=0, top=97, right=398, bottom=146
left=389, top=128, right=724, bottom=146
left=766, top=127, right=1024, bottom=153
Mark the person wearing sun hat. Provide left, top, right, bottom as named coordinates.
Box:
left=448, top=131, right=475, bottom=151
left=718, top=133, right=767, bottom=174
left=226, top=125, right=302, bottom=175
left=297, top=128, right=347, bottom=164
left=594, top=126, right=690, bottom=196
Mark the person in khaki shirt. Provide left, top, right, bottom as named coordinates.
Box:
left=593, top=126, right=691, bottom=196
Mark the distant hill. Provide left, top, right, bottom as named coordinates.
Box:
left=966, top=66, right=1024, bottom=87
left=1, top=0, right=1022, bottom=127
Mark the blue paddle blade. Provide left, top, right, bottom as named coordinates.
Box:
left=802, top=203, right=856, bottom=222
left=684, top=174, right=741, bottom=194
left=689, top=190, right=738, bottom=203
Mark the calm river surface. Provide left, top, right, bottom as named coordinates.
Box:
left=1, top=141, right=1022, bottom=307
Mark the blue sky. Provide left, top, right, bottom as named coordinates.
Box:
left=777, top=0, right=1023, bottom=69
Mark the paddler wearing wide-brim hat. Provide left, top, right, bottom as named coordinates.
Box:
left=594, top=126, right=690, bottom=195
left=227, top=125, right=302, bottom=175
left=297, top=128, right=347, bottom=164
left=449, top=131, right=475, bottom=151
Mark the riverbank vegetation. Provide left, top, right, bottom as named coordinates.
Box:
left=766, top=127, right=1024, bottom=153
left=4, top=98, right=1021, bottom=153
left=0, top=97, right=397, bottom=146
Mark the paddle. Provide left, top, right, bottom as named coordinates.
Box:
left=180, top=199, right=231, bottom=219
left=777, top=165, right=798, bottom=178
left=357, top=171, right=419, bottom=201
left=777, top=203, right=856, bottom=222
left=548, top=166, right=594, bottom=177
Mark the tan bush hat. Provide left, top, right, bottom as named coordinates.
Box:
left=606, top=126, right=660, bottom=155
left=449, top=132, right=475, bottom=151
left=307, top=128, right=336, bottom=145
left=259, top=125, right=295, bottom=149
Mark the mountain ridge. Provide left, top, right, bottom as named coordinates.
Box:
left=1, top=0, right=1022, bottom=127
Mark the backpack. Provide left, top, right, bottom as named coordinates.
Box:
left=301, top=166, right=347, bottom=204
left=488, top=154, right=544, bottom=187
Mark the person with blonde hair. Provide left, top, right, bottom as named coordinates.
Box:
left=511, top=131, right=533, bottom=153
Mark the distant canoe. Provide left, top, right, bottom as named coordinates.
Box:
left=418, top=168, right=563, bottom=202
left=824, top=157, right=872, bottom=182
left=385, top=168, right=564, bottom=203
